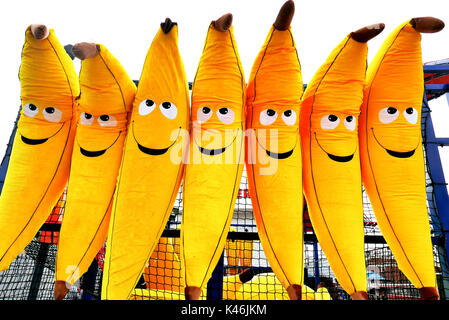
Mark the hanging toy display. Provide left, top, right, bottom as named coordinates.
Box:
left=54, top=42, right=136, bottom=299
left=101, top=18, right=190, bottom=300
left=245, top=0, right=304, bottom=299
left=359, top=17, right=444, bottom=300
left=181, top=13, right=246, bottom=300
left=0, top=25, right=79, bottom=271
left=300, top=23, right=385, bottom=300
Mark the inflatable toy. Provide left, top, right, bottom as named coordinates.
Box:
left=181, top=13, right=245, bottom=300
left=140, top=233, right=251, bottom=300
left=101, top=18, right=190, bottom=300
left=359, top=17, right=444, bottom=300
left=54, top=43, right=136, bottom=299
left=0, top=25, right=79, bottom=271
left=300, top=24, right=385, bottom=300
left=235, top=273, right=317, bottom=300
left=245, top=0, right=304, bottom=299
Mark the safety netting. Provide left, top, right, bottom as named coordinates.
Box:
left=0, top=91, right=448, bottom=301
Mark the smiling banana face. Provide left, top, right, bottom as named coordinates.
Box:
left=55, top=43, right=136, bottom=297
left=0, top=25, right=79, bottom=271
left=359, top=17, right=444, bottom=299
left=102, top=20, right=190, bottom=300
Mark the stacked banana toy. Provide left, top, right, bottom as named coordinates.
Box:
left=54, top=43, right=136, bottom=300
left=359, top=17, right=444, bottom=300
left=101, top=18, right=190, bottom=300
left=245, top=0, right=304, bottom=299
left=181, top=13, right=246, bottom=300
left=0, top=25, right=79, bottom=271
left=300, top=23, right=385, bottom=300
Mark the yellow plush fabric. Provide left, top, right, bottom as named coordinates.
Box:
left=55, top=44, right=136, bottom=286
left=0, top=26, right=79, bottom=271
left=181, top=22, right=245, bottom=291
left=235, top=273, right=316, bottom=300
left=245, top=26, right=303, bottom=291
left=101, top=24, right=190, bottom=300
left=359, top=21, right=436, bottom=290
left=300, top=34, right=367, bottom=295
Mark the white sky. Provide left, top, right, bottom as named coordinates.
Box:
left=0, top=0, right=449, bottom=181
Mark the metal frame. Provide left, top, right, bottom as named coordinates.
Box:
left=1, top=64, right=449, bottom=300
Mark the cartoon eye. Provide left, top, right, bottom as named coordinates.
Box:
left=197, top=106, right=212, bottom=123
left=217, top=107, right=235, bottom=124
left=321, top=114, right=340, bottom=130
left=139, top=99, right=156, bottom=116
left=404, top=107, right=418, bottom=124
left=43, top=107, right=63, bottom=123
left=281, top=110, right=296, bottom=126
left=80, top=112, right=94, bottom=125
left=344, top=115, right=356, bottom=131
left=23, top=103, right=39, bottom=118
left=98, top=114, right=117, bottom=127
left=379, top=107, right=399, bottom=124
left=159, top=101, right=177, bottom=120
left=260, top=109, right=278, bottom=126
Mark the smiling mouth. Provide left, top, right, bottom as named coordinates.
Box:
left=80, top=148, right=107, bottom=157
left=255, top=131, right=297, bottom=160
left=20, top=123, right=66, bottom=146
left=21, top=136, right=48, bottom=145
left=133, top=122, right=181, bottom=156
left=196, top=129, right=240, bottom=156
left=371, top=128, right=417, bottom=159
left=314, top=132, right=355, bottom=163
left=78, top=131, right=122, bottom=158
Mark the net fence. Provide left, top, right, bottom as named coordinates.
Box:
left=0, top=96, right=448, bottom=301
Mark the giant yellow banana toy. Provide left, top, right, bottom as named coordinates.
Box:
left=181, top=13, right=245, bottom=300
left=300, top=24, right=385, bottom=300
left=54, top=43, right=136, bottom=299
left=101, top=19, right=190, bottom=300
left=0, top=25, right=79, bottom=271
left=359, top=17, right=444, bottom=300
left=245, top=0, right=303, bottom=299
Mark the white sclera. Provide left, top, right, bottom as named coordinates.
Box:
left=343, top=115, right=356, bottom=131
left=23, top=103, right=39, bottom=118
left=43, top=107, right=63, bottom=123
left=320, top=114, right=340, bottom=130
left=98, top=115, right=117, bottom=127
left=139, top=99, right=156, bottom=116
left=281, top=110, right=296, bottom=126
left=197, top=106, right=213, bottom=123
left=80, top=112, right=94, bottom=125
left=217, top=108, right=235, bottom=124
left=403, top=107, right=418, bottom=124
left=260, top=109, right=278, bottom=126
left=160, top=102, right=178, bottom=120
left=379, top=107, right=399, bottom=124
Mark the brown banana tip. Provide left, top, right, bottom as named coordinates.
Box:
left=54, top=280, right=70, bottom=300
left=410, top=17, right=445, bottom=33
left=184, top=286, right=202, bottom=300
left=419, top=286, right=440, bottom=300
left=71, top=42, right=99, bottom=60
left=212, top=13, right=233, bottom=32
left=286, top=284, right=302, bottom=300
left=350, top=291, right=369, bottom=300
left=351, top=23, right=385, bottom=43
left=161, top=17, right=177, bottom=34
left=274, top=0, right=295, bottom=30
left=30, top=24, right=49, bottom=40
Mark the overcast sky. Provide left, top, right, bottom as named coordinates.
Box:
left=0, top=0, right=448, bottom=181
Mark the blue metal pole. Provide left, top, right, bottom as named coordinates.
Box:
left=313, top=242, right=320, bottom=290
left=422, top=93, right=449, bottom=298
left=206, top=252, right=224, bottom=300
